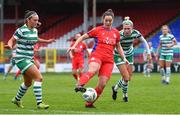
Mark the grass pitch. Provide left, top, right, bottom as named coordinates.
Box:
left=0, top=73, right=179, bottom=114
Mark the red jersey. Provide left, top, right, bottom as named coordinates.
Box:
left=71, top=42, right=87, bottom=59
left=88, top=26, right=120, bottom=62
left=34, top=44, right=39, bottom=59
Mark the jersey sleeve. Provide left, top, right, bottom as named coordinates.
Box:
left=13, top=28, right=22, bottom=40
left=135, top=30, right=144, bottom=41
left=87, top=27, right=97, bottom=38
left=116, top=31, right=120, bottom=43
left=170, top=34, right=175, bottom=40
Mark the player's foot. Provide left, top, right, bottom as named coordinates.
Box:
left=11, top=97, right=24, bottom=108
left=3, top=77, right=6, bottom=80
left=74, top=85, right=86, bottom=93
left=161, top=79, right=166, bottom=84
left=14, top=76, right=17, bottom=80
left=37, top=103, right=49, bottom=109
left=85, top=102, right=96, bottom=108
left=165, top=81, right=169, bottom=85
left=123, top=96, right=128, bottom=102
left=112, top=86, right=117, bottom=100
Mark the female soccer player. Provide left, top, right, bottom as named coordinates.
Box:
left=69, top=33, right=89, bottom=81
left=112, top=16, right=151, bottom=102
left=6, top=10, right=55, bottom=109
left=67, top=9, right=128, bottom=108
left=143, top=42, right=157, bottom=77
left=3, top=47, right=17, bottom=80
left=156, top=25, right=177, bottom=84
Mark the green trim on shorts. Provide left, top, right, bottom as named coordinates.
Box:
left=16, top=59, right=34, bottom=74
left=159, top=55, right=173, bottom=62
left=114, top=55, right=134, bottom=66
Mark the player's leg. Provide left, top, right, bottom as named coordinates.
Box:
left=85, top=76, right=109, bottom=108
left=146, top=62, right=153, bottom=77
left=3, top=65, right=13, bottom=80
left=24, top=64, right=49, bottom=109
left=72, top=69, right=78, bottom=80
left=85, top=62, right=113, bottom=107
left=12, top=59, right=49, bottom=109
left=143, top=62, right=148, bottom=77
left=159, top=55, right=166, bottom=83
left=72, top=59, right=79, bottom=80
left=75, top=57, right=101, bottom=92
left=112, top=55, right=131, bottom=102
left=34, top=57, right=40, bottom=69
left=164, top=55, right=173, bottom=84
left=11, top=60, right=33, bottom=108
left=146, top=64, right=151, bottom=77
left=14, top=70, right=21, bottom=80
left=113, top=64, right=130, bottom=101
left=12, top=74, right=32, bottom=108
left=78, top=59, right=85, bottom=79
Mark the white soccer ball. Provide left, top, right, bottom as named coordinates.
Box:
left=82, top=88, right=97, bottom=102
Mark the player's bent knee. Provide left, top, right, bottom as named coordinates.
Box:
left=24, top=82, right=32, bottom=87
left=34, top=76, right=43, bottom=82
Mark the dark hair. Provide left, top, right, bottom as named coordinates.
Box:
left=102, top=9, right=114, bottom=19
left=24, top=10, right=37, bottom=19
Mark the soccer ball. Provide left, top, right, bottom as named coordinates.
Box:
left=82, top=88, right=97, bottom=102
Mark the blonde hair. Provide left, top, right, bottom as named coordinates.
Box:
left=122, top=16, right=133, bottom=26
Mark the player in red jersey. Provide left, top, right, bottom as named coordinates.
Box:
left=69, top=33, right=89, bottom=81
left=67, top=9, right=128, bottom=108
left=14, top=43, right=40, bottom=79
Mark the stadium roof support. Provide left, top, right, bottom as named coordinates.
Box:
left=83, top=0, right=88, bottom=33
left=0, top=0, right=3, bottom=41
left=92, top=0, right=96, bottom=27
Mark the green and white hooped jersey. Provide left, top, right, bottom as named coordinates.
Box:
left=114, top=29, right=143, bottom=57
left=160, top=33, right=175, bottom=56
left=13, top=24, right=38, bottom=62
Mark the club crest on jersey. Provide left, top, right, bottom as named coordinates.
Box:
left=103, top=37, right=116, bottom=45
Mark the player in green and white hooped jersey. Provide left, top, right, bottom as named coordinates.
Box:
left=112, top=16, right=152, bottom=102
left=3, top=47, right=17, bottom=80
left=156, top=25, right=177, bottom=84
left=143, top=42, right=157, bottom=77
left=6, top=10, right=55, bottom=109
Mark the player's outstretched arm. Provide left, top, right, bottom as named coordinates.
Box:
left=116, top=42, right=129, bottom=64
left=38, top=38, right=55, bottom=43
left=156, top=43, right=162, bottom=60
left=140, top=36, right=152, bottom=60
left=5, top=36, right=16, bottom=50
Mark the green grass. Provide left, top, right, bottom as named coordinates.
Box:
left=0, top=73, right=179, bottom=114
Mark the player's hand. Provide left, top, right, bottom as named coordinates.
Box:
left=123, top=58, right=130, bottom=65
left=70, top=55, right=74, bottom=59
left=4, top=45, right=13, bottom=50
left=167, top=44, right=173, bottom=48
left=67, top=46, right=75, bottom=54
